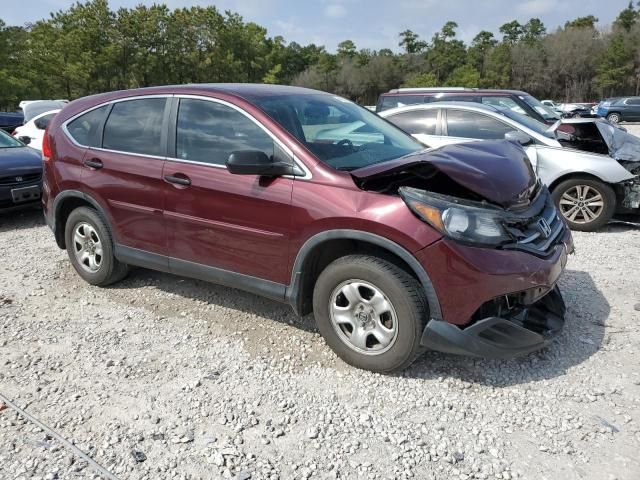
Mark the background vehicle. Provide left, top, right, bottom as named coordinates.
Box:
left=596, top=97, right=640, bottom=123
left=0, top=129, right=42, bottom=211
left=43, top=84, right=571, bottom=372
left=380, top=102, right=640, bottom=231
left=21, top=100, right=67, bottom=124
left=11, top=109, right=60, bottom=151
left=0, top=111, right=24, bottom=133
left=376, top=88, right=560, bottom=124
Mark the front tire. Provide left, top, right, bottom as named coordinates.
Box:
left=606, top=112, right=621, bottom=124
left=312, top=255, right=428, bottom=372
left=64, top=207, right=128, bottom=286
left=552, top=178, right=616, bottom=231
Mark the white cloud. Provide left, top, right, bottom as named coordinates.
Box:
left=324, top=4, right=347, bottom=18
left=515, top=0, right=556, bottom=17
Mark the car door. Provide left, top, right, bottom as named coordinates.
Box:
left=442, top=108, right=540, bottom=170
left=625, top=97, right=640, bottom=121
left=384, top=109, right=443, bottom=147
left=163, top=96, right=295, bottom=287
left=81, top=96, right=170, bottom=256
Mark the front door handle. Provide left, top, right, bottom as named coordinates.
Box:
left=164, top=174, right=191, bottom=186
left=83, top=158, right=103, bottom=169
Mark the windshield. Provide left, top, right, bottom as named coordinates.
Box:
left=520, top=95, right=559, bottom=121
left=497, top=108, right=555, bottom=139
left=0, top=129, right=23, bottom=148
left=245, top=93, right=424, bottom=171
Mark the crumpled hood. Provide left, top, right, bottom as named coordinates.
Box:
left=595, top=122, right=640, bottom=162
left=351, top=141, right=537, bottom=209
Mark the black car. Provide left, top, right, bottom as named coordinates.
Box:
left=0, top=111, right=24, bottom=133
left=596, top=97, right=640, bottom=123
left=0, top=129, right=42, bottom=211
left=376, top=88, right=560, bottom=124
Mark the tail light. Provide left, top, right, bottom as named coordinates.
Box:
left=42, top=127, right=52, bottom=160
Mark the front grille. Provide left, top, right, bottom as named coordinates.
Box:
left=0, top=172, right=42, bottom=186
left=502, top=190, right=565, bottom=256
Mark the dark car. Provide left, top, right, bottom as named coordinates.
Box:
left=596, top=97, right=640, bottom=123
left=0, top=111, right=24, bottom=133
left=42, top=84, right=572, bottom=372
left=0, top=129, right=43, bottom=210
left=376, top=88, right=560, bottom=124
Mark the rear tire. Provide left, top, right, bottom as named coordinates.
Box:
left=606, top=112, right=621, bottom=124
left=551, top=178, right=616, bottom=231
left=312, top=255, right=428, bottom=372
left=64, top=207, right=128, bottom=286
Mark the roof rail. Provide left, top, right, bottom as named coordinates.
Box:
left=389, top=87, right=472, bottom=93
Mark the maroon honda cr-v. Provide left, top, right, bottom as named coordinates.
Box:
left=42, top=84, right=573, bottom=372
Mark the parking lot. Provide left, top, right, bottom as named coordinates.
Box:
left=0, top=202, right=639, bottom=479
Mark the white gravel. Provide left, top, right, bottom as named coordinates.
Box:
left=1, top=208, right=639, bottom=480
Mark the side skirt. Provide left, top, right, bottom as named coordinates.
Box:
left=114, top=244, right=287, bottom=303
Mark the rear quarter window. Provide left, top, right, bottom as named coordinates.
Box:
left=65, top=105, right=110, bottom=147
left=103, top=98, right=167, bottom=156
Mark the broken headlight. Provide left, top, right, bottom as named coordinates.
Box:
left=399, top=187, right=513, bottom=246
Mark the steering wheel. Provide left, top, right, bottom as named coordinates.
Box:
left=336, top=138, right=355, bottom=150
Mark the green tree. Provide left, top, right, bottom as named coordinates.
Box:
left=337, top=40, right=356, bottom=57
left=565, top=15, right=598, bottom=29
left=594, top=34, right=634, bottom=95
left=522, top=18, right=546, bottom=44
left=446, top=65, right=480, bottom=87
left=468, top=30, right=497, bottom=75
left=402, top=72, right=437, bottom=88
left=425, top=21, right=467, bottom=82
left=398, top=30, right=427, bottom=54
left=499, top=20, right=523, bottom=44
left=614, top=1, right=638, bottom=32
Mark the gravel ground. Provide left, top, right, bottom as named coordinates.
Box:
left=1, top=209, right=639, bottom=480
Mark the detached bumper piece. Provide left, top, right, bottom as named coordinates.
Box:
left=421, top=286, right=565, bottom=359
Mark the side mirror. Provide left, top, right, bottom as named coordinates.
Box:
left=505, top=130, right=532, bottom=146
left=226, top=150, right=295, bottom=177
left=18, top=136, right=31, bottom=145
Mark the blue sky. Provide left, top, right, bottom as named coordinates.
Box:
left=3, top=0, right=631, bottom=51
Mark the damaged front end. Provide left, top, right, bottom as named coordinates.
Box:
left=352, top=140, right=573, bottom=358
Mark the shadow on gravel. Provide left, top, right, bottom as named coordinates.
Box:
left=109, top=267, right=317, bottom=333
left=0, top=207, right=44, bottom=233
left=403, top=269, right=609, bottom=387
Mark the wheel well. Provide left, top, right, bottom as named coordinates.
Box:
left=547, top=172, right=610, bottom=194
left=54, top=196, right=94, bottom=249
left=294, top=238, right=419, bottom=316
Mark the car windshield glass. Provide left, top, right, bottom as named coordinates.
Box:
left=496, top=108, right=555, bottom=139
left=246, top=93, right=424, bottom=171
left=0, top=129, right=23, bottom=148
left=520, top=95, right=559, bottom=121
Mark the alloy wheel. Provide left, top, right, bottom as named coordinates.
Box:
left=72, top=222, right=103, bottom=273
left=329, top=279, right=398, bottom=355
left=558, top=185, right=605, bottom=225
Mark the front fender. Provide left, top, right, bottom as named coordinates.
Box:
left=536, top=146, right=636, bottom=186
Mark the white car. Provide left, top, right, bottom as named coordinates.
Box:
left=379, top=102, right=640, bottom=231
left=12, top=109, right=60, bottom=151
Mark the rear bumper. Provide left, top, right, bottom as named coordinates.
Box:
left=421, top=286, right=565, bottom=358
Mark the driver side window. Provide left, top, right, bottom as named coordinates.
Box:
left=446, top=109, right=516, bottom=140
left=176, top=99, right=274, bottom=166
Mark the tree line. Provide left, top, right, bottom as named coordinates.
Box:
left=1, top=0, right=640, bottom=110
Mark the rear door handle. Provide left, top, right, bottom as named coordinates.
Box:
left=164, top=174, right=191, bottom=186
left=83, top=158, right=103, bottom=169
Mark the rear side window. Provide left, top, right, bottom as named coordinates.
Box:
left=387, top=110, right=438, bottom=135
left=34, top=113, right=56, bottom=130
left=481, top=96, right=527, bottom=115
left=103, top=98, right=167, bottom=156
left=66, top=106, right=109, bottom=147
left=626, top=98, right=640, bottom=105
left=379, top=95, right=425, bottom=111
left=175, top=99, right=274, bottom=166
left=446, top=109, right=515, bottom=140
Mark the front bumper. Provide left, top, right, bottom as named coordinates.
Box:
left=0, top=182, right=42, bottom=210
left=421, top=286, right=565, bottom=358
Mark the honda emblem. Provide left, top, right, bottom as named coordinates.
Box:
left=536, top=218, right=552, bottom=238
left=15, top=176, right=23, bottom=182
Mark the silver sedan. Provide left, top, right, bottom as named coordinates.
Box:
left=380, top=102, right=640, bottom=231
